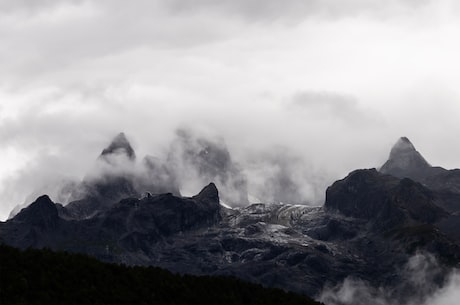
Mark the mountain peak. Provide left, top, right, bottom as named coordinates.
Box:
left=101, top=132, right=135, bottom=160
left=390, top=137, right=416, bottom=156
left=15, top=195, right=59, bottom=229
left=193, top=183, right=220, bottom=209
left=380, top=137, right=430, bottom=179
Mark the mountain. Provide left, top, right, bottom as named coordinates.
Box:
left=14, top=195, right=60, bottom=230
left=2, top=136, right=460, bottom=303
left=379, top=137, right=460, bottom=214
left=167, top=129, right=249, bottom=206
left=100, top=132, right=136, bottom=161
left=137, top=155, right=181, bottom=196
left=8, top=131, right=251, bottom=220
left=2, top=174, right=459, bottom=300
left=1, top=183, right=221, bottom=259
left=325, top=169, right=447, bottom=229
left=65, top=132, right=181, bottom=219
left=380, top=137, right=432, bottom=179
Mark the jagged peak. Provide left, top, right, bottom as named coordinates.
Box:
left=389, top=137, right=417, bottom=157
left=24, top=195, right=55, bottom=210
left=35, top=194, right=53, bottom=203
left=380, top=137, right=430, bottom=177
left=101, top=132, right=136, bottom=160
left=15, top=195, right=59, bottom=227
left=193, top=183, right=219, bottom=207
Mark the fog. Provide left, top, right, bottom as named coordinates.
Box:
left=7, top=128, right=339, bottom=219
left=320, top=252, right=460, bottom=305
left=2, top=0, right=460, bottom=220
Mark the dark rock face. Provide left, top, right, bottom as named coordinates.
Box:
left=2, top=172, right=460, bottom=300
left=325, top=169, right=447, bottom=228
left=100, top=132, right=136, bottom=161
left=193, top=183, right=220, bottom=209
left=379, top=137, right=460, bottom=214
left=1, top=184, right=221, bottom=258
left=380, top=137, right=432, bottom=180
left=0, top=176, right=460, bottom=296
left=3, top=136, right=460, bottom=302
left=14, top=195, right=59, bottom=230
left=65, top=175, right=139, bottom=219
left=3, top=195, right=62, bottom=249
left=64, top=133, right=140, bottom=218
left=427, top=169, right=460, bottom=193
left=65, top=133, right=181, bottom=219
left=132, top=183, right=221, bottom=236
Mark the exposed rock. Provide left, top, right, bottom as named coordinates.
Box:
left=379, top=136, right=448, bottom=185
left=14, top=195, right=59, bottom=230
left=379, top=137, right=460, bottom=214
left=325, top=169, right=447, bottom=229
left=380, top=137, right=431, bottom=179
left=2, top=172, right=460, bottom=301
left=193, top=182, right=219, bottom=208
left=65, top=175, right=139, bottom=219
left=3, top=136, right=460, bottom=302
left=100, top=132, right=136, bottom=161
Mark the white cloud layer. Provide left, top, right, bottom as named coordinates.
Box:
left=320, top=253, right=460, bottom=305
left=1, top=0, right=460, bottom=219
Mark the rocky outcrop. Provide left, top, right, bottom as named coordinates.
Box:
left=14, top=195, right=59, bottom=230
left=100, top=132, right=136, bottom=161
left=380, top=137, right=432, bottom=179
left=1, top=183, right=221, bottom=251
left=2, top=195, right=62, bottom=249
left=2, top=170, right=460, bottom=300
left=324, top=169, right=447, bottom=229
left=3, top=135, right=460, bottom=301
left=379, top=137, right=460, bottom=214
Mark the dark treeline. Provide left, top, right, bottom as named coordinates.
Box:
left=0, top=244, right=323, bottom=305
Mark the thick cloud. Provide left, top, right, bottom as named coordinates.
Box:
left=289, top=91, right=382, bottom=127
left=1, top=0, right=460, bottom=219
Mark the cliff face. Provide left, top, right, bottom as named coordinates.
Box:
left=325, top=169, right=446, bottom=229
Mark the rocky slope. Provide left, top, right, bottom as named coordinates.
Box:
left=2, top=135, right=460, bottom=301
left=380, top=137, right=460, bottom=213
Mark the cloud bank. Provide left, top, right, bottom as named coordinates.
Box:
left=1, top=0, right=460, bottom=219
left=320, top=253, right=460, bottom=305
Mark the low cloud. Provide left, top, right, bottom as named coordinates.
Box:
left=319, top=252, right=459, bottom=305
left=2, top=0, right=460, bottom=220
left=289, top=91, right=381, bottom=127
left=243, top=146, right=329, bottom=205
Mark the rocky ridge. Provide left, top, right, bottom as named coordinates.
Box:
left=1, top=135, right=460, bottom=301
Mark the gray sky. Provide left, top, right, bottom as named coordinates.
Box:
left=1, top=0, right=460, bottom=220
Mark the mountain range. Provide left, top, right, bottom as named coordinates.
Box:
left=1, top=134, right=460, bottom=302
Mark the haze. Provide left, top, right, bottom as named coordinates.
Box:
left=1, top=0, right=460, bottom=220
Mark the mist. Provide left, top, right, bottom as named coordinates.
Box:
left=6, top=127, right=339, bottom=220
left=319, top=252, right=460, bottom=305
left=2, top=0, right=460, bottom=220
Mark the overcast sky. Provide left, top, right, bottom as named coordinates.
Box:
left=1, top=0, right=460, bottom=220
